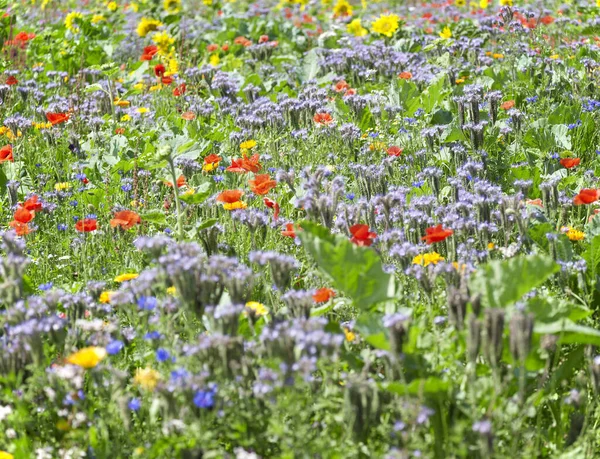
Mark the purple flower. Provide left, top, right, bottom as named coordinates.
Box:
left=106, top=340, right=124, bottom=355
left=156, top=348, right=171, bottom=362
left=193, top=389, right=215, bottom=409
left=128, top=398, right=141, bottom=411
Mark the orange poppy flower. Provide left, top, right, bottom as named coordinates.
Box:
left=313, top=112, right=333, bottom=126
left=387, top=146, right=403, bottom=157
left=0, top=145, right=13, bottom=163
left=349, top=224, right=377, bottom=247
left=574, top=189, right=600, bottom=205
left=526, top=199, right=543, bottom=208
left=154, top=64, right=165, bottom=77
left=500, top=100, right=515, bottom=110
left=23, top=195, right=43, bottom=212
left=164, top=175, right=186, bottom=188
left=334, top=80, right=350, bottom=93
left=217, top=189, right=244, bottom=204
left=13, top=206, right=33, bottom=224
left=227, top=154, right=262, bottom=174
left=9, top=220, right=32, bottom=236
left=560, top=158, right=580, bottom=169
left=181, top=111, right=196, bottom=120
left=422, top=224, right=453, bottom=244
left=313, top=288, right=335, bottom=303
left=281, top=222, right=297, bottom=238
left=46, top=112, right=70, bottom=125
left=140, top=45, right=158, bottom=61
left=75, top=218, right=98, bottom=232
left=398, top=71, right=412, bottom=80
left=161, top=76, right=174, bottom=85
left=207, top=43, right=219, bottom=52
left=204, top=154, right=221, bottom=165
left=6, top=76, right=17, bottom=85
left=173, top=83, right=186, bottom=97
left=263, top=197, right=280, bottom=219
left=249, top=174, right=277, bottom=195
left=110, top=210, right=141, bottom=230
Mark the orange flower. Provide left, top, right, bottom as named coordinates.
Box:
left=13, top=206, right=33, bottom=224
left=6, top=75, right=17, bottom=85
left=162, top=76, right=174, bottom=85
left=281, top=222, right=297, bottom=238
left=0, top=145, right=13, bottom=163
left=574, top=189, right=600, bottom=205
left=350, top=224, right=377, bottom=247
left=23, top=195, right=43, bottom=212
left=334, top=80, right=350, bottom=93
left=500, top=100, right=515, bottom=110
left=313, top=112, right=333, bottom=125
left=110, top=210, right=141, bottom=230
left=140, top=45, right=158, bottom=61
left=173, top=83, right=186, bottom=97
left=313, top=288, right=335, bottom=303
left=263, top=197, right=280, bottom=219
left=387, top=146, right=403, bottom=157
left=75, top=218, right=98, bottom=232
left=46, top=112, right=70, bottom=125
left=154, top=64, right=165, bottom=77
left=164, top=175, right=186, bottom=188
left=217, top=189, right=244, bottom=203
left=181, top=111, right=196, bottom=120
left=226, top=154, right=262, bottom=174
left=398, top=71, right=412, bottom=80
left=9, top=220, right=32, bottom=236
left=560, top=158, right=580, bottom=169
left=526, top=198, right=543, bottom=208
left=249, top=174, right=277, bottom=195
left=422, top=224, right=453, bottom=244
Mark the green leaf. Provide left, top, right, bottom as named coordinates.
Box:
left=469, top=254, right=559, bottom=309
left=84, top=83, right=104, bottom=93
left=582, top=235, right=600, bottom=280
left=140, top=211, right=167, bottom=225
left=535, top=320, right=600, bottom=346
left=179, top=182, right=212, bottom=205
left=527, top=296, right=591, bottom=323
left=355, top=312, right=389, bottom=350
left=298, top=221, right=395, bottom=310
left=300, top=49, right=319, bottom=82
left=383, top=377, right=450, bottom=399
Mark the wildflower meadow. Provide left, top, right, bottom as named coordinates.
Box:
left=3, top=0, right=600, bottom=457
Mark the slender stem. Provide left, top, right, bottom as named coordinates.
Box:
left=168, top=157, right=184, bottom=241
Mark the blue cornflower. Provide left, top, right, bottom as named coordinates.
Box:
left=39, top=282, right=53, bottom=291
left=137, top=296, right=157, bottom=311
left=106, top=340, right=124, bottom=355
left=57, top=223, right=68, bottom=231
left=193, top=390, right=215, bottom=409
left=156, top=348, right=171, bottom=362
left=128, top=398, right=141, bottom=411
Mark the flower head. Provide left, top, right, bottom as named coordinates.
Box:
left=372, top=14, right=400, bottom=38
left=421, top=224, right=453, bottom=244
left=349, top=224, right=377, bottom=247
left=66, top=347, right=107, bottom=369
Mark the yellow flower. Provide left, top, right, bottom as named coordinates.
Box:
left=150, top=84, right=162, bottom=92
left=107, top=1, right=118, bottom=11
left=246, top=301, right=268, bottom=316
left=114, top=99, right=130, bottom=107
left=550, top=54, right=560, bottom=60
left=347, top=18, right=368, bottom=37
left=371, top=14, right=400, bottom=38
left=164, top=0, right=181, bottom=13
left=152, top=31, right=175, bottom=56
left=203, top=0, right=213, bottom=4
left=134, top=367, right=161, bottom=391
left=439, top=26, right=452, bottom=40
left=134, top=82, right=145, bottom=91
left=344, top=328, right=356, bottom=342
left=65, top=11, right=84, bottom=33
left=223, top=201, right=247, bottom=211
left=137, top=17, right=163, bottom=37
left=597, top=0, right=600, bottom=7
left=137, top=107, right=149, bottom=114
left=203, top=162, right=219, bottom=172
left=121, top=114, right=131, bottom=122
left=566, top=228, right=585, bottom=241
left=492, top=53, right=504, bottom=59
left=66, top=347, right=107, bottom=369
left=167, top=286, right=177, bottom=295
left=209, top=54, right=220, bottom=67
left=0, top=452, right=13, bottom=459
left=412, top=252, right=445, bottom=267
left=240, top=139, right=257, bottom=150
left=455, top=0, right=466, bottom=6
left=54, top=182, right=71, bottom=191
left=499, top=0, right=512, bottom=5
left=479, top=0, right=489, bottom=8
left=114, top=273, right=139, bottom=282
left=99, top=291, right=114, bottom=304
left=91, top=14, right=106, bottom=24
left=333, top=0, right=352, bottom=17
left=487, top=242, right=495, bottom=250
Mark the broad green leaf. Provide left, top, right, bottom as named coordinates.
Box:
left=179, top=182, right=212, bottom=205
left=298, top=221, right=395, bottom=310
left=140, top=211, right=167, bottom=225
left=84, top=83, right=104, bottom=93
left=535, top=320, right=600, bottom=346
left=582, top=235, right=600, bottom=280
left=527, top=296, right=591, bottom=323
left=469, top=254, right=559, bottom=309
left=301, top=49, right=319, bottom=82
left=355, top=312, right=389, bottom=350
left=383, top=377, right=450, bottom=399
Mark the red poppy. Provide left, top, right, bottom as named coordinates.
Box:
left=222, top=43, right=229, bottom=52
left=249, top=174, right=277, bottom=195
left=387, top=146, right=403, bottom=157
left=164, top=175, right=186, bottom=188
left=500, top=100, right=515, bottom=110
left=115, top=128, right=125, bottom=135
left=526, top=199, right=543, bottom=208
left=264, top=197, right=280, bottom=219
left=540, top=16, right=554, bottom=25
left=181, top=111, right=196, bottom=120
left=13, top=206, right=33, bottom=224
left=204, top=154, right=222, bottom=165
left=110, top=210, right=141, bottom=230
left=574, top=189, right=600, bottom=205
left=259, top=35, right=269, bottom=44
left=140, top=45, right=158, bottom=61
left=281, top=222, right=297, bottom=238
left=6, top=76, right=17, bottom=85
left=421, top=224, right=453, bottom=244
left=313, top=288, right=335, bottom=303
left=398, top=71, right=412, bottom=80
left=207, top=43, right=219, bottom=52
left=0, top=145, right=13, bottom=163
left=234, top=36, right=252, bottom=47
left=75, top=218, right=98, bottom=232
left=217, top=189, right=244, bottom=203
left=9, top=220, right=32, bottom=236
left=227, top=154, right=262, bottom=174
left=46, top=112, right=70, bottom=125
left=23, top=195, right=43, bottom=212
left=173, top=83, right=186, bottom=97
left=313, top=112, right=333, bottom=125
left=161, top=76, right=174, bottom=85
left=560, top=158, right=580, bottom=169
left=350, top=224, right=377, bottom=247
left=334, top=80, right=350, bottom=93
left=154, top=64, right=166, bottom=77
